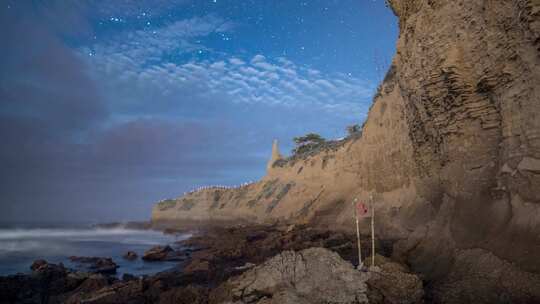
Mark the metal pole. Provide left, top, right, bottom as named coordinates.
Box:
left=353, top=198, right=363, bottom=269
left=370, top=194, right=375, bottom=267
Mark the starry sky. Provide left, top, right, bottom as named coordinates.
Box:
left=0, top=0, right=397, bottom=223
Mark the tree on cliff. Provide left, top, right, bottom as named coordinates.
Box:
left=346, top=124, right=361, bottom=136
left=292, top=133, right=326, bottom=155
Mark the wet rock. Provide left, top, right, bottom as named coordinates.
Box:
left=123, top=251, right=138, bottom=261
left=69, top=256, right=119, bottom=275
left=142, top=245, right=187, bottom=261
left=1, top=261, right=71, bottom=304
left=210, top=247, right=369, bottom=304
left=30, top=259, right=49, bottom=271
left=122, top=273, right=138, bottom=282
left=142, top=244, right=171, bottom=260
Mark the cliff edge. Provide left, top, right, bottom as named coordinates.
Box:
left=152, top=1, right=540, bottom=302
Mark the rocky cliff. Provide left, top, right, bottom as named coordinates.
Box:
left=152, top=0, right=540, bottom=302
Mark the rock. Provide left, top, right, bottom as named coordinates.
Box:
left=365, top=255, right=424, bottom=304
left=142, top=245, right=187, bottom=261
left=210, top=247, right=369, bottom=304
left=30, top=259, right=49, bottom=271
left=65, top=271, right=92, bottom=290
left=142, top=245, right=173, bottom=261
left=158, top=285, right=209, bottom=304
left=431, top=249, right=540, bottom=304
left=65, top=280, right=144, bottom=304
left=122, top=273, right=137, bottom=282
left=517, top=157, right=540, bottom=173
left=234, top=262, right=255, bottom=271
left=72, top=273, right=110, bottom=293
left=69, top=256, right=119, bottom=274
left=123, top=251, right=138, bottom=261
left=1, top=261, right=71, bottom=303
left=182, top=259, right=210, bottom=283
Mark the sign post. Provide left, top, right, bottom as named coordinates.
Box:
left=353, top=198, right=363, bottom=269
left=353, top=197, right=368, bottom=270
left=370, top=194, right=375, bottom=267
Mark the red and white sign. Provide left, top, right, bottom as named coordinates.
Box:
left=356, top=201, right=368, bottom=217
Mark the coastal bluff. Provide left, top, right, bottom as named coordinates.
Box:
left=152, top=0, right=540, bottom=302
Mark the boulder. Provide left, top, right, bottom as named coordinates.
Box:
left=123, top=251, right=138, bottom=261
left=142, top=245, right=186, bottom=261
left=69, top=256, right=119, bottom=274
left=122, top=273, right=137, bottom=282
left=30, top=259, right=49, bottom=271
left=365, top=255, right=424, bottom=304
left=65, top=280, right=144, bottom=304
left=158, top=285, right=209, bottom=304
left=2, top=261, right=70, bottom=303
left=142, top=245, right=172, bottom=261
left=210, top=247, right=369, bottom=304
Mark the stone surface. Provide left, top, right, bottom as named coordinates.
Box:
left=210, top=247, right=369, bottom=304
left=123, top=251, right=138, bottom=261
left=65, top=280, right=145, bottom=304
left=366, top=255, right=424, bottom=304
left=30, top=259, right=49, bottom=271
left=69, top=256, right=119, bottom=274
left=142, top=245, right=186, bottom=261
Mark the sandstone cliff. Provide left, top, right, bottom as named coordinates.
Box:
left=152, top=1, right=540, bottom=302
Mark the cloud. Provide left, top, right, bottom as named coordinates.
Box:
left=83, top=15, right=234, bottom=67
left=0, top=7, right=377, bottom=222
left=79, top=15, right=374, bottom=119
left=86, top=51, right=374, bottom=121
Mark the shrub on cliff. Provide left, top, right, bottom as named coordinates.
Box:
left=157, top=199, right=177, bottom=211
left=292, top=133, right=326, bottom=155
left=346, top=124, right=362, bottom=137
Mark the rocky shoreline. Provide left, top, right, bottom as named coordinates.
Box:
left=0, top=224, right=424, bottom=304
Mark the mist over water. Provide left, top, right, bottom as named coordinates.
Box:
left=0, top=223, right=190, bottom=276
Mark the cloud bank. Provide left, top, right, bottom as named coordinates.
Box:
left=0, top=3, right=381, bottom=222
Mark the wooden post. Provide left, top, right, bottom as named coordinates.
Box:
left=353, top=198, right=363, bottom=269
left=370, top=194, right=375, bottom=267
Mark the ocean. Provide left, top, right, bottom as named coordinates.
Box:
left=0, top=222, right=191, bottom=277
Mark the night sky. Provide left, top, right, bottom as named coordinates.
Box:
left=0, top=1, right=397, bottom=223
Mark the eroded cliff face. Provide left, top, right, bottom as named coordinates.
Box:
left=152, top=1, right=540, bottom=302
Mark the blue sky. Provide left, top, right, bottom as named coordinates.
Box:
left=0, top=0, right=397, bottom=222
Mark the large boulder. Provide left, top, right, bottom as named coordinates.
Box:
left=210, top=247, right=370, bottom=304
left=69, top=256, right=119, bottom=275
left=123, top=251, right=138, bottom=261
left=142, top=245, right=187, bottom=261
left=366, top=255, right=424, bottom=304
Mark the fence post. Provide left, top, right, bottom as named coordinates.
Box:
left=353, top=197, right=363, bottom=269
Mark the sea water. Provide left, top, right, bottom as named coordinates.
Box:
left=0, top=222, right=191, bottom=277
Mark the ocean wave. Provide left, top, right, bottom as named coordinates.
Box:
left=0, top=228, right=167, bottom=240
